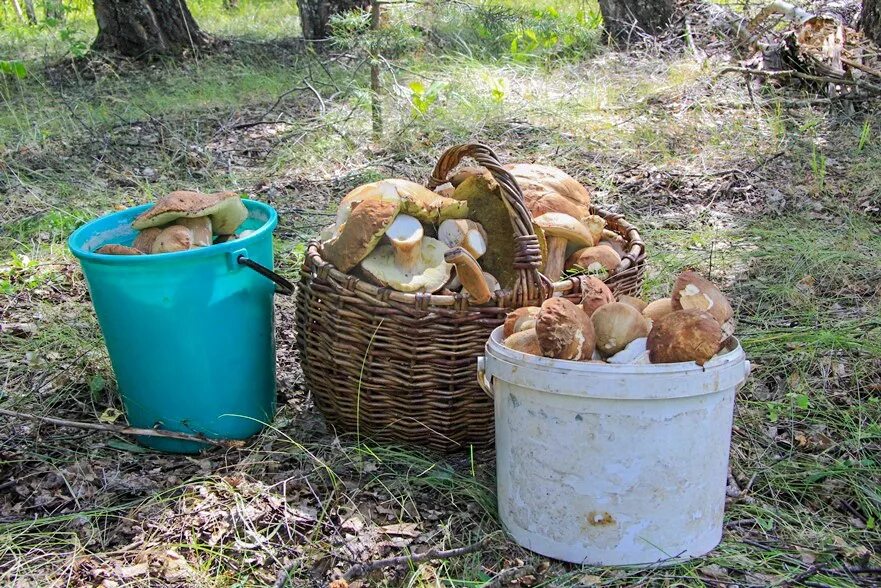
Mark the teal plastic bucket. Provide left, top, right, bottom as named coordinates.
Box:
left=68, top=200, right=283, bottom=453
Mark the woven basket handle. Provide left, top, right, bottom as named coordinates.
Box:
left=428, top=143, right=550, bottom=307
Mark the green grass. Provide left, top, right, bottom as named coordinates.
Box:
left=2, top=0, right=881, bottom=585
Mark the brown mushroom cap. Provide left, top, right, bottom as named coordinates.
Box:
left=643, top=297, right=674, bottom=322
left=578, top=275, right=615, bottom=317
left=132, top=191, right=246, bottom=235
left=96, top=244, right=144, bottom=255
left=565, top=246, right=622, bottom=276
left=322, top=197, right=401, bottom=272
left=535, top=297, right=596, bottom=361
left=671, top=270, right=734, bottom=326
left=152, top=225, right=193, bottom=253
left=618, top=295, right=647, bottom=313
left=504, top=163, right=591, bottom=218
left=647, top=310, right=722, bottom=366
left=504, top=306, right=541, bottom=338
left=534, top=212, right=596, bottom=282
left=504, top=328, right=542, bottom=356
left=337, top=179, right=468, bottom=227
left=132, top=227, right=162, bottom=253
left=591, top=302, right=651, bottom=358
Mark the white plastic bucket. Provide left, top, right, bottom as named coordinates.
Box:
left=478, top=326, right=750, bottom=566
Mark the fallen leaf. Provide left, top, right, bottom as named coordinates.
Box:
left=379, top=523, right=420, bottom=538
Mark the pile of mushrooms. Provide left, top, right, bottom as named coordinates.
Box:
left=95, top=191, right=249, bottom=255
left=503, top=270, right=735, bottom=366
left=318, top=163, right=622, bottom=300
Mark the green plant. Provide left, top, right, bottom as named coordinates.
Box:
left=408, top=80, right=443, bottom=115
left=857, top=119, right=871, bottom=153
left=490, top=77, right=507, bottom=103
left=58, top=25, right=89, bottom=57
left=810, top=146, right=826, bottom=192
left=0, top=60, right=27, bottom=79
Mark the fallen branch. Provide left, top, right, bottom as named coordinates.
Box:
left=343, top=536, right=492, bottom=581
left=717, top=67, right=881, bottom=94
left=0, top=408, right=238, bottom=448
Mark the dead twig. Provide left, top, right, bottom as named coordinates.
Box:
left=343, top=536, right=493, bottom=580
left=717, top=67, right=881, bottom=94
left=0, top=408, right=239, bottom=448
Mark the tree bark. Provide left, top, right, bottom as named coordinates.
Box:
left=92, top=0, right=207, bottom=58
left=863, top=0, right=881, bottom=46
left=597, top=0, right=676, bottom=43
left=10, top=0, right=25, bottom=22
left=22, top=0, right=36, bottom=23
left=296, top=0, right=369, bottom=40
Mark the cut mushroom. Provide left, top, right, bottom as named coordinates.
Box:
left=535, top=297, right=596, bottom=361
left=152, top=225, right=193, bottom=253
left=504, top=328, right=542, bottom=356
left=433, top=182, right=455, bottom=198
left=361, top=236, right=452, bottom=293
left=96, top=244, right=143, bottom=255
left=599, top=230, right=628, bottom=257
left=483, top=272, right=500, bottom=294
left=533, top=212, right=596, bottom=282
left=322, top=196, right=401, bottom=272
left=578, top=275, right=615, bottom=317
left=647, top=310, right=722, bottom=366
left=385, top=214, right=424, bottom=268
left=565, top=246, right=621, bottom=276
left=132, top=227, right=162, bottom=253
left=504, top=306, right=541, bottom=338
left=445, top=247, right=492, bottom=304
left=643, top=297, right=674, bottom=322
left=591, top=302, right=651, bottom=358
left=671, top=271, right=734, bottom=327
left=581, top=215, right=606, bottom=245
left=438, top=219, right=488, bottom=259
left=132, top=190, right=247, bottom=235
left=607, top=337, right=649, bottom=364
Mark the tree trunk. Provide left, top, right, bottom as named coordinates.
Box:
left=296, top=0, right=369, bottom=40
left=92, top=0, right=207, bottom=58
left=597, top=0, right=676, bottom=43
left=22, top=0, right=36, bottom=23
left=863, top=0, right=881, bottom=45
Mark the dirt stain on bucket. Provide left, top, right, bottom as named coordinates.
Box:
left=587, top=511, right=615, bottom=526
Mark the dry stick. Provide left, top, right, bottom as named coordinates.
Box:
left=717, top=67, right=881, bottom=94
left=0, top=408, right=237, bottom=448
left=343, top=536, right=492, bottom=581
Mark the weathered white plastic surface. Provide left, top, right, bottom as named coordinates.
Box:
left=479, top=326, right=750, bottom=566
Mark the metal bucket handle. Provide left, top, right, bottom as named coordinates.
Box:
left=237, top=254, right=294, bottom=296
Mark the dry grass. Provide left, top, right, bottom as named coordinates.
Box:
left=1, top=0, right=880, bottom=586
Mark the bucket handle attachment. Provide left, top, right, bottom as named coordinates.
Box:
left=476, top=356, right=494, bottom=398
left=238, top=255, right=295, bottom=296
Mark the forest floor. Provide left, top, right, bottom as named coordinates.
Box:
left=1, top=1, right=880, bottom=586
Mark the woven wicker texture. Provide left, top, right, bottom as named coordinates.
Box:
left=295, top=144, right=646, bottom=452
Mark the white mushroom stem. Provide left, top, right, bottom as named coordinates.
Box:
left=544, top=236, right=568, bottom=282
left=444, top=247, right=492, bottom=304
left=385, top=214, right=424, bottom=270
left=438, top=219, right=487, bottom=259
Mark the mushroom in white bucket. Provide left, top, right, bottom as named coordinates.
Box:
left=591, top=302, right=651, bottom=358
left=647, top=309, right=722, bottom=366
left=535, top=297, right=596, bottom=361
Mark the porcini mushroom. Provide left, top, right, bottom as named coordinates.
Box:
left=578, top=275, right=615, bottom=317
left=591, top=302, right=651, bottom=358
left=132, top=190, right=247, bottom=235
left=565, top=246, right=621, bottom=277
left=504, top=306, right=541, bottom=338
left=96, top=244, right=143, bottom=255
left=618, top=295, right=647, bottom=313
left=533, top=212, right=596, bottom=282
left=322, top=196, right=401, bottom=272
left=132, top=227, right=162, bottom=253
left=535, top=297, right=596, bottom=361
left=176, top=217, right=212, bottom=248
left=361, top=234, right=452, bottom=293
left=337, top=179, right=468, bottom=227
left=599, top=230, right=627, bottom=257
left=504, top=328, right=542, bottom=356
left=643, top=297, right=674, bottom=322
left=504, top=163, right=592, bottom=219
left=671, top=271, right=734, bottom=327
left=151, top=225, right=193, bottom=253
left=581, top=215, right=606, bottom=245
left=647, top=310, right=722, bottom=366
left=444, top=247, right=492, bottom=304
left=438, top=219, right=488, bottom=259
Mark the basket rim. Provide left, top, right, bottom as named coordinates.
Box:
left=302, top=203, right=646, bottom=310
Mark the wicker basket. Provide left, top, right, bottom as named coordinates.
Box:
left=295, top=144, right=646, bottom=452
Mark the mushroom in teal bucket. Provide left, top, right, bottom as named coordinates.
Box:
left=68, top=193, right=292, bottom=453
